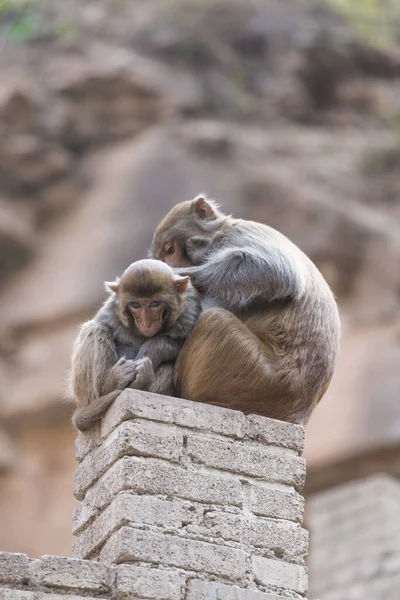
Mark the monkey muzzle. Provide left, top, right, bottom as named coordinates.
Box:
left=130, top=306, right=164, bottom=338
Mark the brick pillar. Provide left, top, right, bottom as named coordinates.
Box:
left=73, top=390, right=309, bottom=599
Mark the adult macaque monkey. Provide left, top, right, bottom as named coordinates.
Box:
left=151, top=195, right=340, bottom=425
left=68, top=259, right=201, bottom=431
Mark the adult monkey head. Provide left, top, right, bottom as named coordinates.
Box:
left=152, top=195, right=227, bottom=269
left=150, top=194, right=340, bottom=426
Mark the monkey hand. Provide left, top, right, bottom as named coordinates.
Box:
left=113, top=357, right=138, bottom=389
left=173, top=266, right=207, bottom=295
left=173, top=266, right=199, bottom=277
left=185, top=236, right=210, bottom=263
left=127, top=357, right=155, bottom=391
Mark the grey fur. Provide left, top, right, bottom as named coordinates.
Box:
left=68, top=264, right=201, bottom=431
left=152, top=197, right=341, bottom=425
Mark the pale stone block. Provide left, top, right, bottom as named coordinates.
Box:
left=252, top=556, right=308, bottom=594
left=187, top=434, right=306, bottom=491
left=83, top=457, right=243, bottom=513
left=31, top=555, right=110, bottom=593
left=187, top=580, right=284, bottom=600
left=37, top=595, right=100, bottom=600
left=244, top=414, right=305, bottom=454
left=74, top=421, right=183, bottom=498
left=72, top=501, right=99, bottom=536
left=0, top=590, right=35, bottom=600
left=100, top=526, right=247, bottom=581
left=74, top=424, right=101, bottom=462
left=102, top=389, right=245, bottom=440
left=0, top=552, right=30, bottom=585
left=248, top=483, right=304, bottom=523
left=116, top=564, right=184, bottom=599
left=200, top=512, right=308, bottom=562
left=73, top=493, right=197, bottom=559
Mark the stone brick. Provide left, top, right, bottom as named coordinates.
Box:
left=116, top=564, right=184, bottom=599
left=252, top=556, right=308, bottom=594
left=0, top=591, right=35, bottom=600
left=248, top=483, right=304, bottom=523
left=84, top=457, right=243, bottom=512
left=74, top=424, right=101, bottom=462
left=0, top=552, right=30, bottom=585
left=199, top=512, right=308, bottom=562
left=37, top=595, right=100, bottom=600
left=187, top=580, right=284, bottom=600
left=73, top=493, right=197, bottom=559
left=30, top=555, right=110, bottom=593
left=74, top=421, right=183, bottom=498
left=187, top=435, right=306, bottom=491
left=244, top=414, right=305, bottom=454
left=100, top=526, right=247, bottom=581
left=72, top=501, right=99, bottom=536
left=102, top=389, right=245, bottom=440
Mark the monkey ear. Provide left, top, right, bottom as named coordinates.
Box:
left=105, top=280, right=120, bottom=295
left=174, top=276, right=189, bottom=294
left=192, top=195, right=217, bottom=221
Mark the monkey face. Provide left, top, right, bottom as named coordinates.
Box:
left=156, top=240, right=191, bottom=268
left=151, top=195, right=223, bottom=267
left=127, top=300, right=166, bottom=337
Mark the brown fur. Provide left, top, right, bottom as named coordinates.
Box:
left=152, top=196, right=340, bottom=425
left=68, top=259, right=201, bottom=431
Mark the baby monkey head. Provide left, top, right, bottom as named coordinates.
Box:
left=106, top=259, right=189, bottom=337
left=151, top=194, right=227, bottom=267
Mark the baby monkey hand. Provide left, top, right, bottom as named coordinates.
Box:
left=127, top=357, right=155, bottom=390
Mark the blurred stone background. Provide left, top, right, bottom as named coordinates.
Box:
left=0, top=0, right=400, bottom=578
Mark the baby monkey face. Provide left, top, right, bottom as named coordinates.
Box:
left=127, top=298, right=166, bottom=337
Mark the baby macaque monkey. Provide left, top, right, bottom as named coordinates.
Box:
left=68, top=259, right=201, bottom=431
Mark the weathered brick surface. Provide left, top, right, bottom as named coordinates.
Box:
left=74, top=424, right=101, bottom=462
left=309, top=474, right=400, bottom=599
left=252, top=556, right=308, bottom=594
left=72, top=501, right=98, bottom=536
left=0, top=552, right=30, bottom=585
left=36, top=596, right=100, bottom=600
left=30, top=555, right=110, bottom=592
left=0, top=591, right=35, bottom=600
left=198, top=512, right=308, bottom=562
left=244, top=414, right=305, bottom=454
left=83, top=457, right=243, bottom=514
left=248, top=483, right=304, bottom=523
left=101, top=389, right=245, bottom=440
left=100, top=526, right=247, bottom=581
left=116, top=564, right=184, bottom=599
left=74, top=420, right=183, bottom=498
left=187, top=434, right=306, bottom=491
left=186, top=580, right=285, bottom=600
left=73, top=493, right=197, bottom=559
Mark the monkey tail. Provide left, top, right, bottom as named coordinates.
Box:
left=72, top=390, right=121, bottom=432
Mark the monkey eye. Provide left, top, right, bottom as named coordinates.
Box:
left=164, top=242, right=175, bottom=255
left=149, top=301, right=160, bottom=308
left=130, top=301, right=141, bottom=309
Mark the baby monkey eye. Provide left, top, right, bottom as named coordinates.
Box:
left=149, top=301, right=161, bottom=308
left=130, top=301, right=141, bottom=309
left=164, top=242, right=175, bottom=255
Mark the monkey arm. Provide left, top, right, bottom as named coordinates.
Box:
left=178, top=247, right=306, bottom=309
left=135, top=336, right=183, bottom=370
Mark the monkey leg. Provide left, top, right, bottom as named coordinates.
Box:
left=174, top=307, right=301, bottom=422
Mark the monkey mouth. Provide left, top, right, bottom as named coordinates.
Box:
left=137, top=318, right=164, bottom=337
